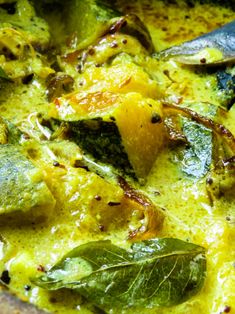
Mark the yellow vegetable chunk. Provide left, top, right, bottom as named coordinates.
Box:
left=52, top=91, right=165, bottom=178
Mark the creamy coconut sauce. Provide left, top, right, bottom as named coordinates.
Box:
left=0, top=1, right=234, bottom=314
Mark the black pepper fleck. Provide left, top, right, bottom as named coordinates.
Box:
left=151, top=113, right=162, bottom=124
left=154, top=191, right=160, bottom=196
left=206, top=177, right=213, bottom=185
left=76, top=64, right=82, bottom=73
left=88, top=48, right=95, bottom=56
left=108, top=201, right=121, bottom=206
left=95, top=195, right=102, bottom=201
left=0, top=270, right=11, bottom=285
left=24, top=285, right=31, bottom=291
left=200, top=58, right=207, bottom=64
left=98, top=225, right=105, bottom=232
left=224, top=306, right=231, bottom=313
left=37, top=265, right=45, bottom=272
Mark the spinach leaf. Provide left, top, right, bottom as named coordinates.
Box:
left=33, top=238, right=206, bottom=310
left=181, top=118, right=213, bottom=178
left=0, top=67, right=11, bottom=81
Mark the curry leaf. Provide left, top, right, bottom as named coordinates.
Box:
left=32, top=238, right=206, bottom=310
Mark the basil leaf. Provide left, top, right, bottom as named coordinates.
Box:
left=0, top=67, right=11, bottom=81
left=33, top=238, right=206, bottom=310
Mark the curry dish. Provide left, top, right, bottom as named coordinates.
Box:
left=0, top=1, right=234, bottom=313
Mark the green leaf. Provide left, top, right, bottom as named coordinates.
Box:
left=0, top=67, right=11, bottom=81
left=32, top=238, right=206, bottom=310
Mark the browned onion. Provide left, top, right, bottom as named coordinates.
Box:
left=118, top=176, right=165, bottom=240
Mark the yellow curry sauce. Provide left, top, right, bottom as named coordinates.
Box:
left=0, top=1, right=234, bottom=313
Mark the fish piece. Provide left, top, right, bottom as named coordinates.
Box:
left=158, top=20, right=235, bottom=65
